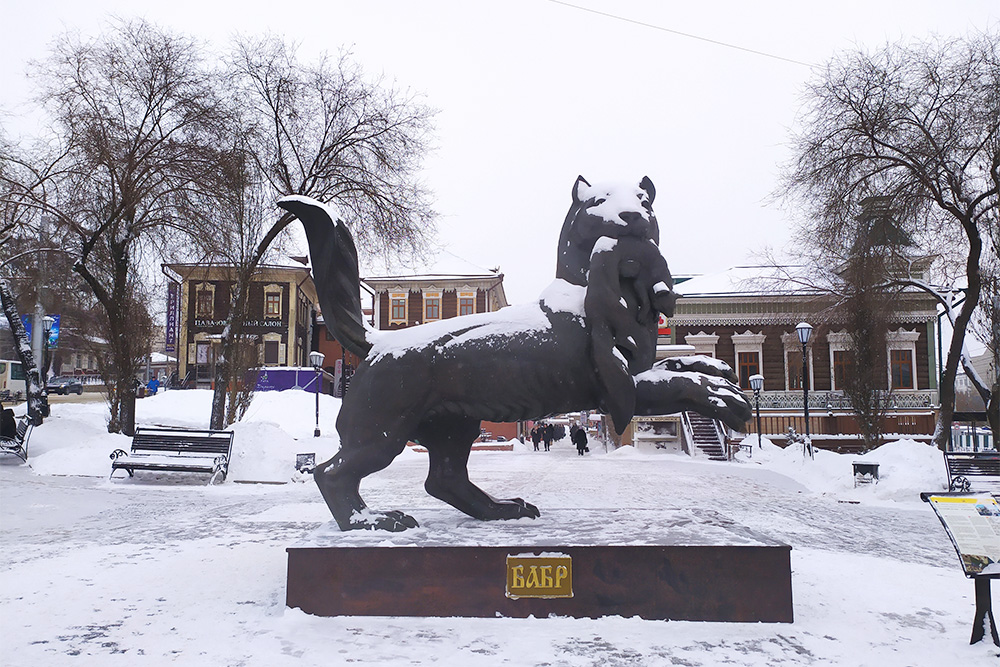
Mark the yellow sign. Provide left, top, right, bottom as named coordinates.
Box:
left=506, top=554, right=573, bottom=599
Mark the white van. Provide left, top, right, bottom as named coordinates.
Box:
left=0, top=359, right=26, bottom=401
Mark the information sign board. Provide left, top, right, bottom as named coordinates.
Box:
left=922, top=493, right=1000, bottom=577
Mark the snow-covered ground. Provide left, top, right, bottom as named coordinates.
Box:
left=1, top=389, right=998, bottom=666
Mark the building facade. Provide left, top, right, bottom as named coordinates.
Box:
left=362, top=271, right=515, bottom=440
left=363, top=272, right=508, bottom=330
left=665, top=264, right=941, bottom=449
left=165, top=263, right=318, bottom=389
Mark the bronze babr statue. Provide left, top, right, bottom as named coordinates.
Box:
left=279, top=176, right=751, bottom=531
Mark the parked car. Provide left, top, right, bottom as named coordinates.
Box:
left=46, top=376, right=84, bottom=395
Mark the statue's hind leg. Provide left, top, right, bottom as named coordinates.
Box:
left=315, top=412, right=419, bottom=532
left=420, top=416, right=540, bottom=521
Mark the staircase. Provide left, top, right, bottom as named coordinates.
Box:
left=685, top=412, right=728, bottom=461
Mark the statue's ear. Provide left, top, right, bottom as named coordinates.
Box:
left=573, top=175, right=591, bottom=204
left=639, top=176, right=655, bottom=205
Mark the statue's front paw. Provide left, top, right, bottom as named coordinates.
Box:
left=347, top=509, right=420, bottom=532
left=493, top=497, right=541, bottom=520
left=656, top=355, right=738, bottom=384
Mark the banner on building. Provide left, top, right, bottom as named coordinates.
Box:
left=166, top=282, right=178, bottom=353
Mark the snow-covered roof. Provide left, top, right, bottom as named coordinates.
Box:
left=674, top=266, right=817, bottom=298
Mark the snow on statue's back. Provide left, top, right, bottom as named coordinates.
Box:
left=277, top=175, right=751, bottom=532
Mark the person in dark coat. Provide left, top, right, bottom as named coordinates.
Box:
left=573, top=425, right=589, bottom=456
left=1, top=404, right=16, bottom=439
left=543, top=422, right=554, bottom=451
left=530, top=425, right=541, bottom=451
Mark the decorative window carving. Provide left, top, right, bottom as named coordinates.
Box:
left=459, top=291, right=476, bottom=316
left=781, top=332, right=814, bottom=391
left=260, top=332, right=285, bottom=366
left=263, top=284, right=282, bottom=319
left=684, top=331, right=719, bottom=357
left=732, top=331, right=766, bottom=390
left=389, top=291, right=407, bottom=324
left=423, top=290, right=442, bottom=322
left=194, top=283, right=215, bottom=318
left=826, top=330, right=851, bottom=391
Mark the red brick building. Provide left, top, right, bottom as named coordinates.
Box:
left=361, top=271, right=516, bottom=441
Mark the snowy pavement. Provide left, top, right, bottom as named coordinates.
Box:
left=1, top=390, right=998, bottom=665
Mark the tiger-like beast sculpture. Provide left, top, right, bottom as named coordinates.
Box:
left=279, top=176, right=751, bottom=531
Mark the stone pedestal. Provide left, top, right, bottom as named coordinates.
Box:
left=286, top=508, right=793, bottom=622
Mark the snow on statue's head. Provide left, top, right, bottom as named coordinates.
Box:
left=556, top=176, right=660, bottom=287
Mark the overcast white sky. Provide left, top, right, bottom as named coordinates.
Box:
left=2, top=1, right=997, bottom=304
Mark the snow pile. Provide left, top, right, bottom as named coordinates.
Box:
left=734, top=434, right=947, bottom=502
left=15, top=389, right=346, bottom=482
left=12, top=389, right=954, bottom=501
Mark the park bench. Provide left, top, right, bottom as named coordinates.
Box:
left=944, top=450, right=1000, bottom=492
left=110, top=426, right=234, bottom=484
left=0, top=414, right=32, bottom=462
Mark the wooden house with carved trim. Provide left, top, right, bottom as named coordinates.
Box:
left=164, top=263, right=318, bottom=389
left=662, top=262, right=940, bottom=451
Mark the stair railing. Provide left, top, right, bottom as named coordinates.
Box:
left=681, top=411, right=696, bottom=457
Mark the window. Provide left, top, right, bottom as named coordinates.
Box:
left=731, top=331, right=766, bottom=388
left=890, top=349, right=913, bottom=389
left=787, top=351, right=808, bottom=390
left=833, top=350, right=852, bottom=390
left=196, top=287, right=214, bottom=318
left=264, top=340, right=279, bottom=365
left=424, top=291, right=442, bottom=321
left=265, top=293, right=281, bottom=317
left=390, top=292, right=407, bottom=323
left=886, top=328, right=920, bottom=391
left=262, top=284, right=282, bottom=319
left=782, top=331, right=813, bottom=391
left=737, top=352, right=760, bottom=390
left=459, top=292, right=476, bottom=316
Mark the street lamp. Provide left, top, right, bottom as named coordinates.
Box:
left=796, top=321, right=814, bottom=460
left=748, top=374, right=764, bottom=450
left=309, top=350, right=325, bottom=437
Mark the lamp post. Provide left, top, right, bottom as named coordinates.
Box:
left=796, top=321, right=814, bottom=460
left=749, top=374, right=764, bottom=450
left=309, top=351, right=325, bottom=437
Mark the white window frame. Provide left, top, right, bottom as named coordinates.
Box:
left=458, top=290, right=477, bottom=316
left=389, top=290, right=408, bottom=325
left=684, top=331, right=719, bottom=357
left=731, top=331, right=766, bottom=389
left=781, top=331, right=814, bottom=392
left=261, top=332, right=285, bottom=367
left=263, top=283, right=282, bottom=320
left=423, top=290, right=442, bottom=322
left=826, top=330, right=850, bottom=392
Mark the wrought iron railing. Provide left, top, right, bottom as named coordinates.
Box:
left=756, top=390, right=938, bottom=411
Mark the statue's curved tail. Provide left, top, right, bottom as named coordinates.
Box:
left=277, top=196, right=372, bottom=358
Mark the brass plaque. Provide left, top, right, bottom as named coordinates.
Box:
left=506, top=554, right=573, bottom=599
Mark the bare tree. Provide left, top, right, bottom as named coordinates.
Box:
left=199, top=36, right=438, bottom=429
left=833, top=203, right=902, bottom=451
left=0, top=149, right=52, bottom=423
left=1, top=19, right=225, bottom=435
left=781, top=32, right=1000, bottom=450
